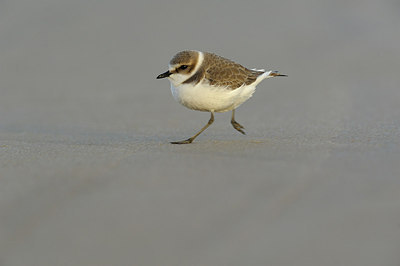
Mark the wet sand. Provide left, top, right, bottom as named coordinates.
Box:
left=1, top=1, right=400, bottom=265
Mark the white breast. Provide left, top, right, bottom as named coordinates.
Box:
left=170, top=82, right=257, bottom=113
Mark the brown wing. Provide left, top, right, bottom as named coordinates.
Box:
left=203, top=52, right=264, bottom=90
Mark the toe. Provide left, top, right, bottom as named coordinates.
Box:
left=170, top=138, right=193, bottom=144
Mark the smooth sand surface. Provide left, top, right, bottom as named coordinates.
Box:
left=1, top=1, right=400, bottom=265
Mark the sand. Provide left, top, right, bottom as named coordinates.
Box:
left=1, top=1, right=400, bottom=265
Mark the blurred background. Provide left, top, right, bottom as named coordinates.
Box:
left=0, top=0, right=399, bottom=265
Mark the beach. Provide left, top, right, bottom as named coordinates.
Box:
left=1, top=1, right=400, bottom=265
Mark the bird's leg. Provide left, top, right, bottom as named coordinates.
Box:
left=171, top=112, right=215, bottom=144
left=231, top=109, right=245, bottom=135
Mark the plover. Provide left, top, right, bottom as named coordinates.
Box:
left=157, top=50, right=286, bottom=144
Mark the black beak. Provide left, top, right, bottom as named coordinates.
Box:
left=156, top=70, right=171, bottom=79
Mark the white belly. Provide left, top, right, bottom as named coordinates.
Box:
left=170, top=82, right=256, bottom=112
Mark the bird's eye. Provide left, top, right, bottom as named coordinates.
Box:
left=179, top=65, right=188, bottom=70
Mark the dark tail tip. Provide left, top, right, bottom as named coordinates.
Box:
left=269, top=71, right=287, bottom=77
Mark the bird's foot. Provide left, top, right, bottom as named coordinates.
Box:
left=170, top=138, right=194, bottom=144
left=231, top=120, right=246, bottom=135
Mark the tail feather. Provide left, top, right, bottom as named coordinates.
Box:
left=268, top=71, right=287, bottom=77
left=251, top=70, right=287, bottom=86
left=251, top=68, right=266, bottom=72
